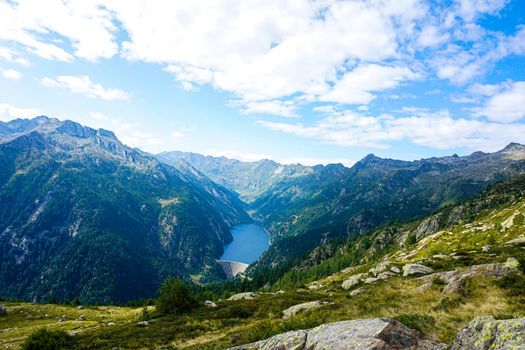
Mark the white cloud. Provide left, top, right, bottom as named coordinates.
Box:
left=240, top=100, right=297, bottom=117
left=0, top=0, right=523, bottom=119
left=0, top=102, right=39, bottom=121
left=42, top=75, right=130, bottom=101
left=455, top=0, right=508, bottom=22
left=171, top=131, right=185, bottom=141
left=473, top=81, right=525, bottom=122
left=2, top=68, right=23, bottom=80
left=258, top=109, right=525, bottom=151
left=0, top=0, right=116, bottom=61
left=320, top=64, right=418, bottom=105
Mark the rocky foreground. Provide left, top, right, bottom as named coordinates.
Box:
left=228, top=316, right=525, bottom=350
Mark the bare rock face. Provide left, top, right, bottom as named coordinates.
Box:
left=228, top=318, right=445, bottom=350
left=450, top=316, right=525, bottom=349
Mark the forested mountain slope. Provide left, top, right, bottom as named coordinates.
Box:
left=0, top=117, right=250, bottom=303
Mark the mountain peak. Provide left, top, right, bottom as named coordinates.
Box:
left=502, top=142, right=525, bottom=151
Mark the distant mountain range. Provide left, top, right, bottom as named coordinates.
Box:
left=161, top=143, right=525, bottom=276
left=2, top=116, right=525, bottom=304
left=157, top=151, right=311, bottom=202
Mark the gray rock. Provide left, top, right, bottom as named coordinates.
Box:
left=0, top=303, right=6, bottom=316
left=506, top=236, right=525, bottom=246
left=450, top=316, right=525, bottom=349
left=137, top=321, right=148, bottom=327
left=481, top=245, right=490, bottom=252
left=403, top=263, right=434, bottom=276
left=415, top=214, right=442, bottom=240
left=204, top=300, right=218, bottom=308
left=369, top=261, right=391, bottom=276
left=229, top=330, right=307, bottom=350
left=364, top=277, right=379, bottom=284
left=418, top=263, right=519, bottom=296
left=78, top=315, right=86, bottom=321
left=107, top=322, right=115, bottom=326
left=228, top=292, right=257, bottom=301
left=415, top=282, right=432, bottom=292
left=349, top=288, right=366, bottom=297
left=377, top=271, right=397, bottom=280
left=229, top=318, right=432, bottom=349
left=341, top=273, right=365, bottom=290
left=282, top=301, right=326, bottom=319
left=390, top=266, right=401, bottom=274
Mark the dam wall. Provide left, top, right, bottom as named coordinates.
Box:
left=216, top=260, right=249, bottom=278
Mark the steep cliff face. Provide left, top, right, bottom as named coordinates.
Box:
left=0, top=117, right=250, bottom=303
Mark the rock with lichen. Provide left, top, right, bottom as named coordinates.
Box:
left=450, top=316, right=525, bottom=349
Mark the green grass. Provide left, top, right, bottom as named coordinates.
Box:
left=2, top=262, right=524, bottom=349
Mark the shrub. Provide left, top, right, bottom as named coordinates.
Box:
left=394, top=314, right=436, bottom=334
left=215, top=303, right=257, bottom=319
left=22, top=329, right=72, bottom=350
left=156, top=277, right=196, bottom=315
left=432, top=296, right=463, bottom=311
left=404, top=233, right=417, bottom=246
left=432, top=277, right=446, bottom=286
left=496, top=273, right=525, bottom=296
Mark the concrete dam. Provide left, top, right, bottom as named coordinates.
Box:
left=216, top=260, right=248, bottom=278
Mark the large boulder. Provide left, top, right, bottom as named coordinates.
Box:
left=403, top=264, right=434, bottom=276
left=341, top=273, right=365, bottom=290
left=229, top=330, right=307, bottom=350
left=450, top=316, right=525, bottom=349
left=228, top=318, right=445, bottom=349
left=0, top=303, right=6, bottom=316
left=282, top=301, right=327, bottom=319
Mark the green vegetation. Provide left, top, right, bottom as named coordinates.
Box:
left=22, top=329, right=72, bottom=350
left=156, top=277, right=196, bottom=316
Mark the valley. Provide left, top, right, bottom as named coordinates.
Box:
left=1, top=117, right=525, bottom=349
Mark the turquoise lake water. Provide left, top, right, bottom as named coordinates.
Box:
left=219, top=223, right=270, bottom=264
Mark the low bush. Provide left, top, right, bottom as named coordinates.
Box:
left=22, top=329, right=72, bottom=350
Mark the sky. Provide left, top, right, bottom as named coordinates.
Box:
left=0, top=0, right=525, bottom=166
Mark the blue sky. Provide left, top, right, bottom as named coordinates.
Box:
left=1, top=0, right=525, bottom=166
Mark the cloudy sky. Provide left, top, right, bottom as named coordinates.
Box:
left=0, top=0, right=524, bottom=165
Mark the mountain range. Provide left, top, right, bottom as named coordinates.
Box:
left=2, top=116, right=525, bottom=303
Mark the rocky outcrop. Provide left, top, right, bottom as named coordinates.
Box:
left=282, top=301, right=328, bottom=319
left=403, top=264, right=433, bottom=276
left=450, top=316, right=525, bottom=349
left=341, top=273, right=366, bottom=290
left=228, top=292, right=257, bottom=301
left=204, top=300, right=218, bottom=308
left=418, top=263, right=519, bottom=295
left=228, top=318, right=445, bottom=350
left=415, top=214, right=442, bottom=240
